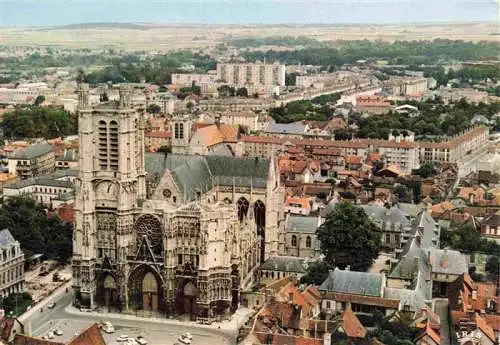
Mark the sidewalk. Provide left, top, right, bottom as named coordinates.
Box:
left=64, top=304, right=254, bottom=338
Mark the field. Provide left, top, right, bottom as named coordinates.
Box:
left=0, top=22, right=498, bottom=51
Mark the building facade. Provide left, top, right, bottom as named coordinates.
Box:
left=71, top=84, right=285, bottom=319
left=8, top=142, right=55, bottom=180
left=0, top=229, right=25, bottom=298
left=216, top=62, right=286, bottom=87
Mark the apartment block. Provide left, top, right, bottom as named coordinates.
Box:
left=8, top=142, right=55, bottom=179
left=216, top=62, right=286, bottom=86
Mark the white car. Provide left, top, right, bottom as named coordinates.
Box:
left=183, top=332, right=193, bottom=340
left=102, top=322, right=115, bottom=334
left=178, top=336, right=191, bottom=345
left=54, top=329, right=63, bottom=336
left=47, top=332, right=54, bottom=339
left=47, top=302, right=56, bottom=309
left=116, top=335, right=129, bottom=342
left=136, top=336, right=147, bottom=345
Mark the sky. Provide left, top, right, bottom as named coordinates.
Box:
left=0, top=0, right=497, bottom=27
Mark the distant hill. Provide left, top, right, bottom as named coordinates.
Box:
left=48, top=22, right=153, bottom=30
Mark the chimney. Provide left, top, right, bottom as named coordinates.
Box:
left=215, top=114, right=221, bottom=129
left=327, top=270, right=334, bottom=291
left=345, top=265, right=350, bottom=271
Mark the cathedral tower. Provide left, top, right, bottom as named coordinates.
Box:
left=72, top=84, right=146, bottom=309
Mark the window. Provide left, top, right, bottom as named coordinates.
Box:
left=291, top=235, right=297, bottom=247
left=306, top=236, right=312, bottom=248
left=178, top=254, right=183, bottom=265
left=172, top=196, right=177, bottom=203
left=385, top=233, right=390, bottom=244
left=326, top=301, right=331, bottom=309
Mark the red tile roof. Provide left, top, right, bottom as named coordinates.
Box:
left=342, top=308, right=367, bottom=338
left=67, top=324, right=106, bottom=345
left=13, top=335, right=64, bottom=345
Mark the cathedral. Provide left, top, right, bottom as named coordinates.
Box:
left=71, top=84, right=285, bottom=319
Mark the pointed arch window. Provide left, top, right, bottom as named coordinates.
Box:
left=291, top=235, right=297, bottom=247
left=306, top=236, right=312, bottom=248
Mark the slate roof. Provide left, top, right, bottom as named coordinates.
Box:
left=286, top=216, right=319, bottom=234
left=361, top=205, right=410, bottom=232
left=11, top=142, right=53, bottom=160
left=265, top=123, right=307, bottom=135
left=6, top=177, right=73, bottom=190
left=145, top=153, right=270, bottom=201
left=260, top=256, right=307, bottom=274
left=0, top=229, right=17, bottom=247
left=319, top=268, right=383, bottom=297
left=427, top=248, right=467, bottom=276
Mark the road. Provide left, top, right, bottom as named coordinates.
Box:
left=23, top=290, right=235, bottom=345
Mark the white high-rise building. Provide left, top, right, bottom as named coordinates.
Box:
left=216, top=62, right=286, bottom=87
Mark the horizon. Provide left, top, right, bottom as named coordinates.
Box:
left=0, top=0, right=497, bottom=27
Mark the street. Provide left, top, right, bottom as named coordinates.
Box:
left=24, top=291, right=234, bottom=345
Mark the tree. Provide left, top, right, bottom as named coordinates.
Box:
left=316, top=202, right=381, bottom=271
left=34, top=95, right=45, bottom=106
left=0, top=196, right=73, bottom=263
left=1, top=107, right=77, bottom=139
left=485, top=255, right=499, bottom=280
left=300, top=260, right=330, bottom=285
left=218, top=85, right=235, bottom=97
left=147, top=104, right=161, bottom=114
left=236, top=87, right=249, bottom=97
left=417, top=163, right=436, bottom=179
left=393, top=184, right=412, bottom=203
left=0, top=292, right=33, bottom=316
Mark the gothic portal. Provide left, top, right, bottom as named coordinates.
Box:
left=71, top=84, right=285, bottom=318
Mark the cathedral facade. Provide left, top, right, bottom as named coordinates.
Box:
left=72, top=84, right=285, bottom=319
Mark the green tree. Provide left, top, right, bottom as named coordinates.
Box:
left=0, top=292, right=33, bottom=316
left=2, top=107, right=77, bottom=139
left=147, top=104, right=162, bottom=114
left=393, top=184, right=412, bottom=203
left=218, top=85, right=236, bottom=97
left=236, top=87, right=249, bottom=97
left=0, top=196, right=73, bottom=263
left=417, top=163, right=436, bottom=178
left=34, top=95, right=45, bottom=106
left=300, top=260, right=330, bottom=285
left=485, top=255, right=499, bottom=280
left=316, top=202, right=381, bottom=271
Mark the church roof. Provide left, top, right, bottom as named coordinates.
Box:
left=286, top=216, right=319, bottom=234
left=145, top=153, right=271, bottom=201
left=319, top=268, right=383, bottom=297
left=260, top=256, right=307, bottom=274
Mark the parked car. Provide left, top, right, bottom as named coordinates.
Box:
left=47, top=302, right=56, bottom=309
left=47, top=332, right=54, bottom=339
left=116, top=335, right=129, bottom=342
left=136, top=336, right=147, bottom=345
left=178, top=335, right=191, bottom=345
left=183, top=333, right=193, bottom=340
left=102, top=322, right=115, bottom=334
left=54, top=329, right=63, bottom=336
